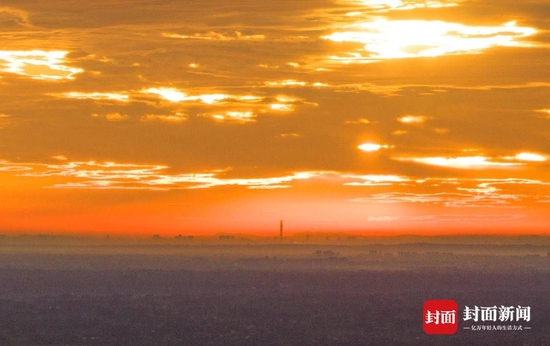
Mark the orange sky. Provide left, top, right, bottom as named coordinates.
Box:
left=1, top=0, right=549, bottom=235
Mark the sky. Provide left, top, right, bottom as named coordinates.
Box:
left=0, top=0, right=549, bottom=235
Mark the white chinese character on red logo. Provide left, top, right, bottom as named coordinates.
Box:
left=440, top=310, right=456, bottom=325
left=426, top=310, right=456, bottom=325
left=426, top=310, right=440, bottom=325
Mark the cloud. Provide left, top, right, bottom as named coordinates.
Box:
left=322, top=18, right=538, bottom=63
left=345, top=118, right=372, bottom=125
left=264, top=80, right=329, bottom=88
left=207, top=111, right=256, bottom=123
left=2, top=157, right=414, bottom=191
left=512, top=152, right=547, bottom=162
left=367, top=213, right=525, bottom=223
left=397, top=115, right=428, bottom=124
left=279, top=133, right=301, bottom=138
left=433, top=128, right=449, bottom=134
left=140, top=113, right=188, bottom=123
left=270, top=103, right=294, bottom=112
left=51, top=155, right=68, bottom=161
left=163, top=31, right=265, bottom=41
left=140, top=87, right=263, bottom=105
left=91, top=113, right=129, bottom=121
left=394, top=156, right=523, bottom=169
left=57, top=92, right=129, bottom=102
left=343, top=174, right=410, bottom=186
left=0, top=160, right=32, bottom=172
left=3, top=157, right=550, bottom=214
left=5, top=159, right=329, bottom=190
left=352, top=189, right=524, bottom=208
left=351, top=178, right=550, bottom=208
left=0, top=50, right=83, bottom=80
left=339, top=0, right=459, bottom=13
left=0, top=7, right=30, bottom=27
left=0, top=113, right=10, bottom=129
left=358, top=143, right=393, bottom=152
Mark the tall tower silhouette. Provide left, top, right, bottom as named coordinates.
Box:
left=279, top=220, right=283, bottom=239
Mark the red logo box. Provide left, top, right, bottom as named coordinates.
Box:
left=423, top=300, right=458, bottom=335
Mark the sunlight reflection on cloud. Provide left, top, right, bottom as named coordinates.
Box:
left=0, top=50, right=83, bottom=80
left=323, top=20, right=537, bottom=62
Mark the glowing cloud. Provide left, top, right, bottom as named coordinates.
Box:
left=270, top=103, right=294, bottom=112
left=11, top=159, right=332, bottom=190
left=142, top=87, right=262, bottom=105
left=349, top=177, right=550, bottom=208
left=199, top=94, right=229, bottom=105
left=358, top=143, right=392, bottom=152
left=0, top=113, right=10, bottom=129
left=59, top=92, right=129, bottom=102
left=514, top=152, right=547, bottom=162
left=342, top=0, right=458, bottom=12
left=141, top=87, right=190, bottom=102
left=323, top=20, right=537, bottom=62
left=265, top=80, right=307, bottom=87
left=163, top=31, right=265, bottom=41
left=141, top=113, right=188, bottom=123
left=433, top=128, right=449, bottom=134
left=396, top=156, right=522, bottom=169
left=0, top=50, right=83, bottom=80
left=345, top=118, right=372, bottom=124
left=264, top=80, right=329, bottom=88
left=210, top=111, right=256, bottom=123
left=279, top=133, right=301, bottom=138
left=343, top=174, right=409, bottom=186
left=51, top=155, right=68, bottom=161
left=92, top=113, right=129, bottom=122
left=398, top=115, right=427, bottom=124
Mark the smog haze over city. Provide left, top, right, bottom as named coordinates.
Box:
left=1, top=0, right=550, bottom=345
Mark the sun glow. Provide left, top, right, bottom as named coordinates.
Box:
left=358, top=143, right=392, bottom=152
left=323, top=20, right=537, bottom=62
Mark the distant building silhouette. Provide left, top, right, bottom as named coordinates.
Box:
left=313, top=250, right=339, bottom=258
left=175, top=234, right=194, bottom=240
left=279, top=220, right=283, bottom=239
